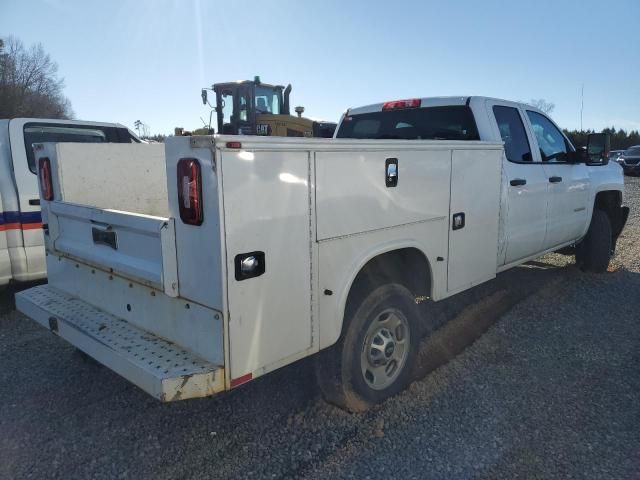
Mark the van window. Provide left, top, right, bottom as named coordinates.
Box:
left=336, top=106, right=480, bottom=140
left=492, top=106, right=533, bottom=162
left=23, top=124, right=111, bottom=173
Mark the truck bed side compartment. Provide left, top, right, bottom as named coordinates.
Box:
left=315, top=149, right=451, bottom=240
left=446, top=148, right=502, bottom=293
left=220, top=148, right=313, bottom=381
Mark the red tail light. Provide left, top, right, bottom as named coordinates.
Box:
left=177, top=158, right=203, bottom=226
left=38, top=157, right=53, bottom=201
left=382, top=99, right=421, bottom=111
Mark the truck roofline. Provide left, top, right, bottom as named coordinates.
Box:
left=4, top=118, right=141, bottom=142
left=345, top=96, right=546, bottom=116
left=4, top=117, right=128, bottom=129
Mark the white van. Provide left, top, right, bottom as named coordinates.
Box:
left=0, top=118, right=139, bottom=286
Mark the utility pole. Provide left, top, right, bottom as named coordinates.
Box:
left=134, top=120, right=149, bottom=139
left=580, top=84, right=584, bottom=131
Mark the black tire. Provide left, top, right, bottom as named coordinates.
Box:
left=576, top=209, right=612, bottom=273
left=316, top=283, right=420, bottom=412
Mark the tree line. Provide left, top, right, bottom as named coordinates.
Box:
left=0, top=36, right=73, bottom=119
left=563, top=128, right=640, bottom=151
left=528, top=99, right=639, bottom=150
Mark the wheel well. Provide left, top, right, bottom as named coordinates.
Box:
left=595, top=190, right=621, bottom=215
left=594, top=190, right=624, bottom=240
left=345, top=248, right=431, bottom=319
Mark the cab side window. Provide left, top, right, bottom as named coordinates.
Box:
left=23, top=125, right=107, bottom=173
left=526, top=111, right=570, bottom=162
left=492, top=106, right=532, bottom=162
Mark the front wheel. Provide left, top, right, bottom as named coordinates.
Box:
left=576, top=209, right=612, bottom=273
left=316, top=283, right=420, bottom=412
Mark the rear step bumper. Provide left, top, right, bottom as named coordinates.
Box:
left=16, top=285, right=225, bottom=402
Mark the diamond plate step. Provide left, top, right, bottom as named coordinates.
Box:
left=16, top=285, right=225, bottom=401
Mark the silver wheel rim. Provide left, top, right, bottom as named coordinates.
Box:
left=360, top=308, right=410, bottom=390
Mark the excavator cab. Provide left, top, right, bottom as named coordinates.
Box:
left=202, top=76, right=336, bottom=138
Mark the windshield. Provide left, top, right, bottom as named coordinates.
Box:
left=255, top=86, right=281, bottom=115
left=336, top=106, right=480, bottom=140
left=625, top=147, right=640, bottom=155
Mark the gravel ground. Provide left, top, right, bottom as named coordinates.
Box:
left=1, top=177, right=639, bottom=480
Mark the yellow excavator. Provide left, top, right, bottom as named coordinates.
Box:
left=201, top=76, right=336, bottom=138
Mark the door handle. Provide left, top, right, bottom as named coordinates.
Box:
left=549, top=176, right=563, bottom=183
left=29, top=198, right=40, bottom=206
left=452, top=212, right=465, bottom=231
left=92, top=227, right=118, bottom=250
left=510, top=178, right=527, bottom=186
left=385, top=158, right=398, bottom=187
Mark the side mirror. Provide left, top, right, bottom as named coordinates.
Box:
left=566, top=149, right=586, bottom=164
left=586, top=133, right=610, bottom=165
left=201, top=89, right=208, bottom=105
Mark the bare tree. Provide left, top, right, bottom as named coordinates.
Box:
left=529, top=98, right=555, bottom=115
left=0, top=36, right=73, bottom=119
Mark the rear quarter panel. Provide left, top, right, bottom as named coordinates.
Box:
left=315, top=142, right=502, bottom=348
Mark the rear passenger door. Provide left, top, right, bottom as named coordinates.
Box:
left=488, top=101, right=549, bottom=266
left=524, top=110, right=590, bottom=248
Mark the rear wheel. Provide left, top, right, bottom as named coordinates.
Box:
left=576, top=209, right=612, bottom=273
left=316, top=283, right=420, bottom=412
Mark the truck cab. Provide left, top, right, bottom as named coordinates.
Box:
left=0, top=118, right=139, bottom=286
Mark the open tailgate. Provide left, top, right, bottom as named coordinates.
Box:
left=38, top=141, right=179, bottom=296
left=47, top=202, right=178, bottom=296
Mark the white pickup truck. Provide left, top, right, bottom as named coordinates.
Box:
left=0, top=118, right=139, bottom=286
left=16, top=96, right=628, bottom=411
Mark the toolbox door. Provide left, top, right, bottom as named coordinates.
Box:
left=221, top=148, right=313, bottom=382
left=447, top=148, right=502, bottom=294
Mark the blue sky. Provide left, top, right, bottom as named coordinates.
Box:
left=2, top=0, right=639, bottom=135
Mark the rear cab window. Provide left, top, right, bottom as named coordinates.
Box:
left=23, top=123, right=138, bottom=174
left=336, top=105, right=480, bottom=141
